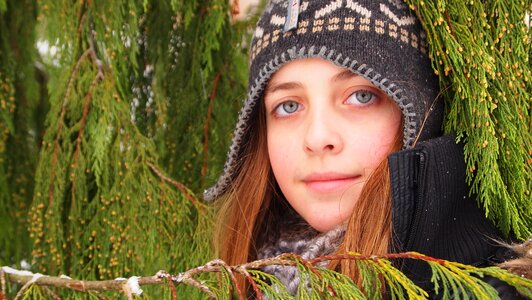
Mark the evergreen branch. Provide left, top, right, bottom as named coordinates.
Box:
left=158, top=270, right=216, bottom=299
left=91, top=291, right=107, bottom=300
left=290, top=253, right=323, bottom=279
left=405, top=0, right=532, bottom=239
left=48, top=47, right=92, bottom=205
left=444, top=9, right=456, bottom=39
left=76, top=8, right=87, bottom=40
left=239, top=268, right=262, bottom=300
left=210, top=259, right=245, bottom=299
left=308, top=251, right=447, bottom=265
left=13, top=275, right=37, bottom=300
left=201, top=72, right=222, bottom=179
left=71, top=70, right=104, bottom=201
left=70, top=18, right=105, bottom=202
left=41, top=286, right=61, bottom=300
left=2, top=251, right=531, bottom=299
left=147, top=162, right=202, bottom=206
left=48, top=7, right=99, bottom=207
left=165, top=277, right=177, bottom=300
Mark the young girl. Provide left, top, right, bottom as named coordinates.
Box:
left=205, top=0, right=524, bottom=297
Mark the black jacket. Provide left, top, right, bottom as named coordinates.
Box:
left=388, top=135, right=523, bottom=299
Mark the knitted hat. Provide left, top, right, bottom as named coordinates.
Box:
left=205, top=0, right=443, bottom=201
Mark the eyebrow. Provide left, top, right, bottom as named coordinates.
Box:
left=332, top=69, right=358, bottom=82
left=265, top=81, right=303, bottom=94
left=265, top=69, right=359, bottom=94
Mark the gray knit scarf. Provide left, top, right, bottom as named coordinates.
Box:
left=256, top=223, right=346, bottom=295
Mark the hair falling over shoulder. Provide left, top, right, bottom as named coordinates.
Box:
left=332, top=133, right=402, bottom=286
left=214, top=104, right=272, bottom=267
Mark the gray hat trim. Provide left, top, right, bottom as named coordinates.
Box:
left=204, top=45, right=416, bottom=201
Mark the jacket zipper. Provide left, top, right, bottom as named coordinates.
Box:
left=404, top=150, right=426, bottom=250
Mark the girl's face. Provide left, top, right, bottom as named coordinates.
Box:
left=264, top=58, right=402, bottom=232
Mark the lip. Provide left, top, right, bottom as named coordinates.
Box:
left=302, top=172, right=361, bottom=193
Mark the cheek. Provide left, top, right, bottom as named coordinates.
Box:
left=353, top=114, right=401, bottom=168
left=370, top=130, right=396, bottom=160
left=267, top=129, right=296, bottom=183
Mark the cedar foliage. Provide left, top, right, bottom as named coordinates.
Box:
left=404, top=0, right=532, bottom=239
left=1, top=0, right=251, bottom=298
left=0, top=0, right=43, bottom=269
left=0, top=0, right=531, bottom=299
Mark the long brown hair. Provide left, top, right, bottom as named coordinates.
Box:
left=214, top=104, right=272, bottom=266
left=214, top=99, right=402, bottom=288
left=332, top=132, right=402, bottom=286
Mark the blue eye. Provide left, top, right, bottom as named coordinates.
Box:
left=275, top=101, right=300, bottom=116
left=346, top=90, right=377, bottom=106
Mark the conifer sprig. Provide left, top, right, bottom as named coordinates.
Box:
left=404, top=0, right=532, bottom=239
left=2, top=252, right=531, bottom=299
left=0, top=0, right=42, bottom=268
left=3, top=0, right=252, bottom=297
left=27, top=5, right=215, bottom=299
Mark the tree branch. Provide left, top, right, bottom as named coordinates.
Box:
left=4, top=271, right=162, bottom=293
left=201, top=72, right=221, bottom=180
left=48, top=47, right=92, bottom=206
left=165, top=277, right=177, bottom=300
left=70, top=15, right=106, bottom=208
left=147, top=162, right=203, bottom=206
left=2, top=252, right=526, bottom=298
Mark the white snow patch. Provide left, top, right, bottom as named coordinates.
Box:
left=1, top=266, right=33, bottom=277
left=127, top=276, right=143, bottom=295
left=29, top=273, right=45, bottom=284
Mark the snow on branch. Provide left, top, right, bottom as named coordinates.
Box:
left=1, top=252, right=531, bottom=299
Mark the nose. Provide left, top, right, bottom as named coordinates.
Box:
left=303, top=108, right=343, bottom=155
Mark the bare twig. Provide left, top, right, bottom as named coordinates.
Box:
left=166, top=277, right=177, bottom=300
left=160, top=269, right=216, bottom=299
left=285, top=253, right=323, bottom=279
left=201, top=72, right=222, bottom=179
left=444, top=9, right=457, bottom=39
left=13, top=279, right=35, bottom=300
left=147, top=162, right=202, bottom=206
left=212, top=259, right=244, bottom=300
left=238, top=268, right=262, bottom=300
left=4, top=273, right=162, bottom=293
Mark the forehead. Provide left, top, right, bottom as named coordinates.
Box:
left=271, top=58, right=353, bottom=80
left=266, top=58, right=368, bottom=89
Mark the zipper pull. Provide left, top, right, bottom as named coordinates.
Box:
left=284, top=0, right=300, bottom=32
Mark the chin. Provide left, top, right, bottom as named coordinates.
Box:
left=308, top=217, right=345, bottom=233
left=301, top=203, right=353, bottom=232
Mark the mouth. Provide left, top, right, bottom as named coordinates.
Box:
left=302, top=172, right=361, bottom=193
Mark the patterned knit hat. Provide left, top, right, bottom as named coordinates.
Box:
left=204, top=0, right=443, bottom=201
